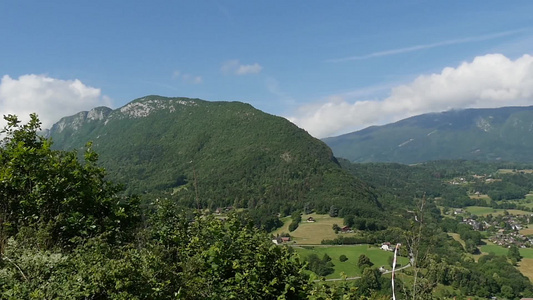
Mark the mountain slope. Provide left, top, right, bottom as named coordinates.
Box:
left=323, top=106, right=533, bottom=164
left=48, top=95, right=379, bottom=220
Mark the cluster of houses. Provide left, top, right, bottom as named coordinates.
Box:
left=449, top=177, right=467, bottom=185
left=448, top=174, right=501, bottom=186
left=462, top=217, right=488, bottom=231
left=459, top=211, right=533, bottom=248
left=489, top=231, right=532, bottom=248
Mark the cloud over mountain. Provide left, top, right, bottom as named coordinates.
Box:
left=0, top=74, right=112, bottom=129
left=289, top=53, right=533, bottom=138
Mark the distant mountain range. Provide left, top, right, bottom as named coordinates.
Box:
left=47, top=95, right=380, bottom=222
left=323, top=106, right=533, bottom=164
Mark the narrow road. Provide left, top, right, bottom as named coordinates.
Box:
left=313, top=263, right=411, bottom=282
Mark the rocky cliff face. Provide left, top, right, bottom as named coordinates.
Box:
left=49, top=106, right=112, bottom=134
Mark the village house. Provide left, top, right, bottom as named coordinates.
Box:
left=381, top=242, right=393, bottom=251
left=341, top=226, right=353, bottom=233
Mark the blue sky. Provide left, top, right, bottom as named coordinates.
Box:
left=1, top=1, right=533, bottom=137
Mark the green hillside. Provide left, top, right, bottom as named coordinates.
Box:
left=324, top=106, right=533, bottom=164
left=48, top=95, right=380, bottom=226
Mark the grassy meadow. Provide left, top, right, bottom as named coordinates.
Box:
left=448, top=233, right=465, bottom=247
left=271, top=214, right=410, bottom=280
left=294, top=245, right=408, bottom=279
left=468, top=193, right=491, bottom=204
left=521, top=225, right=533, bottom=235
left=464, top=206, right=531, bottom=216
left=498, top=169, right=533, bottom=174
left=476, top=242, right=533, bottom=281
left=272, top=213, right=356, bottom=245
left=519, top=259, right=533, bottom=282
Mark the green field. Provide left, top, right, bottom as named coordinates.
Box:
left=520, top=225, right=533, bottom=235
left=482, top=244, right=533, bottom=282
left=464, top=206, right=531, bottom=216
left=519, top=259, right=533, bottom=282
left=476, top=243, right=533, bottom=282
left=510, top=200, right=533, bottom=209
left=464, top=206, right=501, bottom=216
left=294, top=245, right=408, bottom=279
left=498, top=169, right=533, bottom=174
left=272, top=213, right=355, bottom=245
left=479, top=244, right=508, bottom=256
left=448, top=233, right=465, bottom=247
left=479, top=243, right=533, bottom=259
left=469, top=194, right=491, bottom=205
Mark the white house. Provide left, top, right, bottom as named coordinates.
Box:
left=381, top=242, right=392, bottom=251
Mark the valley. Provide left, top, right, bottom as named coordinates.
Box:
left=4, top=98, right=533, bottom=299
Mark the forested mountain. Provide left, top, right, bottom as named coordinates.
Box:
left=47, top=95, right=380, bottom=226
left=7, top=103, right=533, bottom=299
left=324, top=106, right=533, bottom=164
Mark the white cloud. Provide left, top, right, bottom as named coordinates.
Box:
left=172, top=70, right=203, bottom=84
left=221, top=59, right=262, bottom=75
left=236, top=63, right=262, bottom=75
left=0, top=74, right=112, bottom=130
left=289, top=53, right=533, bottom=138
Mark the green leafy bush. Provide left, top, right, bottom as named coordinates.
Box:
left=339, top=254, right=348, bottom=262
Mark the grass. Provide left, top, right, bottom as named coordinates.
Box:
left=479, top=244, right=509, bottom=256
left=479, top=242, right=533, bottom=259
left=519, top=259, right=533, bottom=282
left=477, top=242, right=533, bottom=282
left=464, top=206, right=531, bottom=216
left=272, top=216, right=292, bottom=235
left=464, top=206, right=501, bottom=216
left=498, top=169, right=533, bottom=174
left=448, top=233, right=465, bottom=248
left=272, top=213, right=354, bottom=245
left=468, top=194, right=491, bottom=204
left=520, top=225, right=533, bottom=236
left=294, top=245, right=408, bottom=279
left=499, top=209, right=531, bottom=215
left=521, top=248, right=533, bottom=259
left=512, top=200, right=533, bottom=209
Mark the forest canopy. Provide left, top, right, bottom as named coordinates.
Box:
left=0, top=114, right=318, bottom=299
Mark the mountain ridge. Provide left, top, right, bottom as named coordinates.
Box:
left=47, top=95, right=381, bottom=227
left=323, top=105, right=533, bottom=164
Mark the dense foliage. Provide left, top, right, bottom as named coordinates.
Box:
left=324, top=105, right=533, bottom=164
left=48, top=96, right=382, bottom=229
left=0, top=114, right=140, bottom=251
left=0, top=115, right=320, bottom=299
left=305, top=253, right=335, bottom=276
